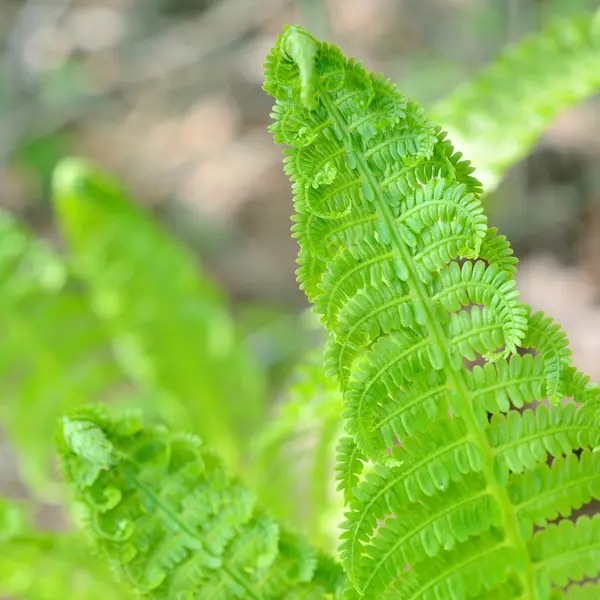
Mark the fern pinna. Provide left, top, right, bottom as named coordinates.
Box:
left=264, top=26, right=600, bottom=600
left=56, top=405, right=345, bottom=599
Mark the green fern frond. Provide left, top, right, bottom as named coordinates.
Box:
left=56, top=405, right=345, bottom=598
left=51, top=158, right=266, bottom=472
left=264, top=25, right=600, bottom=600
left=432, top=9, right=600, bottom=191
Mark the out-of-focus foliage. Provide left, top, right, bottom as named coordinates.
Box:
left=433, top=8, right=600, bottom=192
left=0, top=211, right=124, bottom=497
left=254, top=349, right=343, bottom=552
left=0, top=496, right=131, bottom=599
left=56, top=404, right=346, bottom=599
left=0, top=159, right=267, bottom=497
left=0, top=158, right=330, bottom=598
left=52, top=158, right=266, bottom=472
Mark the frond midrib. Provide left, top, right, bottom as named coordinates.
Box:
left=126, top=468, right=266, bottom=600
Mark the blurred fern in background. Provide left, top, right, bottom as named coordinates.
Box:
left=52, top=158, right=267, bottom=472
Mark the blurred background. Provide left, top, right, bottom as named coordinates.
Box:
left=0, top=0, right=599, bottom=517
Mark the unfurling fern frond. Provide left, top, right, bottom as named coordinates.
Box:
left=56, top=405, right=346, bottom=599
left=432, top=8, right=600, bottom=191
left=52, top=159, right=266, bottom=472
left=264, top=25, right=600, bottom=600
left=0, top=212, right=125, bottom=497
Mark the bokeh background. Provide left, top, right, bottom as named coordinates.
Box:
left=1, top=0, right=599, bottom=531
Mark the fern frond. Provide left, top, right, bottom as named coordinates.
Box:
left=51, top=158, right=267, bottom=472
left=56, top=405, right=345, bottom=598
left=432, top=9, right=600, bottom=191
left=264, top=24, right=600, bottom=600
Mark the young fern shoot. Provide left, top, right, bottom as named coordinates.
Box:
left=264, top=26, right=600, bottom=600
left=56, top=405, right=345, bottom=599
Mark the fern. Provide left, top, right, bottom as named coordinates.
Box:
left=264, top=25, right=600, bottom=600
left=56, top=404, right=345, bottom=599
left=51, top=158, right=266, bottom=472
left=432, top=8, right=600, bottom=191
